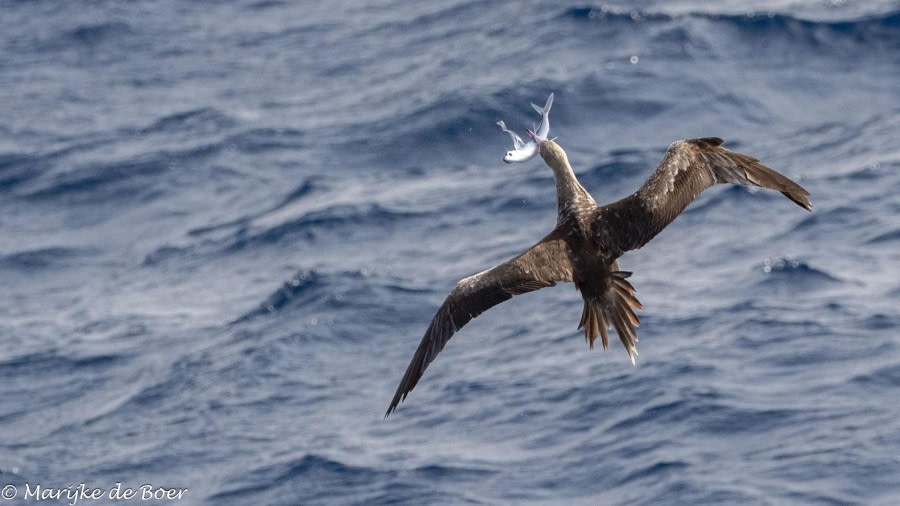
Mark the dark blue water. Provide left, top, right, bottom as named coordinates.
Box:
left=2, top=1, right=899, bottom=504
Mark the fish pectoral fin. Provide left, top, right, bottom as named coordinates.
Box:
left=497, top=120, right=525, bottom=150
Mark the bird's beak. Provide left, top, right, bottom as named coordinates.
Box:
left=526, top=128, right=548, bottom=146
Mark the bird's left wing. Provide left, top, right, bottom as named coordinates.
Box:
left=592, top=137, right=811, bottom=259
left=385, top=228, right=573, bottom=417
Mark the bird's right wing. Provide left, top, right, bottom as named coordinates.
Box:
left=385, top=228, right=573, bottom=417
left=592, top=137, right=811, bottom=258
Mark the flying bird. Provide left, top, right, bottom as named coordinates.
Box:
left=385, top=131, right=811, bottom=417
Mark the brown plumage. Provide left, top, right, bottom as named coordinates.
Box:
left=385, top=137, right=811, bottom=417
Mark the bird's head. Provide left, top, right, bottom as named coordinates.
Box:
left=528, top=130, right=568, bottom=171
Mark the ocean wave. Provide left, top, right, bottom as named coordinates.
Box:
left=0, top=247, right=99, bottom=270
left=563, top=6, right=900, bottom=64
left=24, top=156, right=169, bottom=202
left=144, top=201, right=409, bottom=266
left=865, top=227, right=900, bottom=245
left=754, top=256, right=841, bottom=288
left=187, top=178, right=321, bottom=238
left=64, top=21, right=134, bottom=47
left=607, top=397, right=805, bottom=435
left=209, top=454, right=379, bottom=503
left=566, top=5, right=900, bottom=33
left=225, top=203, right=422, bottom=251
left=852, top=363, right=900, bottom=388
left=19, top=137, right=228, bottom=204
left=862, top=313, right=899, bottom=331
left=581, top=149, right=659, bottom=189
left=232, top=265, right=434, bottom=327
left=565, top=6, right=670, bottom=23
left=139, top=107, right=237, bottom=136
left=0, top=350, right=122, bottom=375
left=618, top=460, right=690, bottom=486
left=226, top=127, right=308, bottom=154
left=787, top=205, right=875, bottom=243
left=352, top=92, right=510, bottom=166
left=13, top=20, right=141, bottom=63
left=232, top=269, right=324, bottom=323
left=0, top=152, right=45, bottom=191
left=232, top=18, right=341, bottom=48
left=212, top=452, right=493, bottom=504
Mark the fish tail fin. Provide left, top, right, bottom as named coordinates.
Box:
left=579, top=271, right=642, bottom=364
left=530, top=92, right=554, bottom=115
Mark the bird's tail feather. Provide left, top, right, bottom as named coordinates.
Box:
left=578, top=271, right=642, bottom=364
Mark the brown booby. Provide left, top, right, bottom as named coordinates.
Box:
left=386, top=134, right=811, bottom=417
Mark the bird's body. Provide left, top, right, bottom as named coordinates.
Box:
left=385, top=135, right=811, bottom=417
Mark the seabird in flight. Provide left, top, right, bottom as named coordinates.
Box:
left=385, top=132, right=811, bottom=417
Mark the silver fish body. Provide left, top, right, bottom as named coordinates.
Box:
left=498, top=93, right=553, bottom=163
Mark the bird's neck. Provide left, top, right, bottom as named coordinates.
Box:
left=550, top=157, right=595, bottom=221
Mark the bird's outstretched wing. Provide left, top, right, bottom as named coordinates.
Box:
left=592, top=137, right=811, bottom=258
left=385, top=229, right=573, bottom=417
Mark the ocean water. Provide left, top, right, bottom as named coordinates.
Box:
left=1, top=0, right=899, bottom=504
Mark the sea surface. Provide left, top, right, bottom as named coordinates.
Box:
left=1, top=0, right=899, bottom=504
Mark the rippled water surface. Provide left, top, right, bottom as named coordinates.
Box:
left=2, top=0, right=899, bottom=504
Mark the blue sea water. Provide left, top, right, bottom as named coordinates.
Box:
left=1, top=0, right=899, bottom=504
